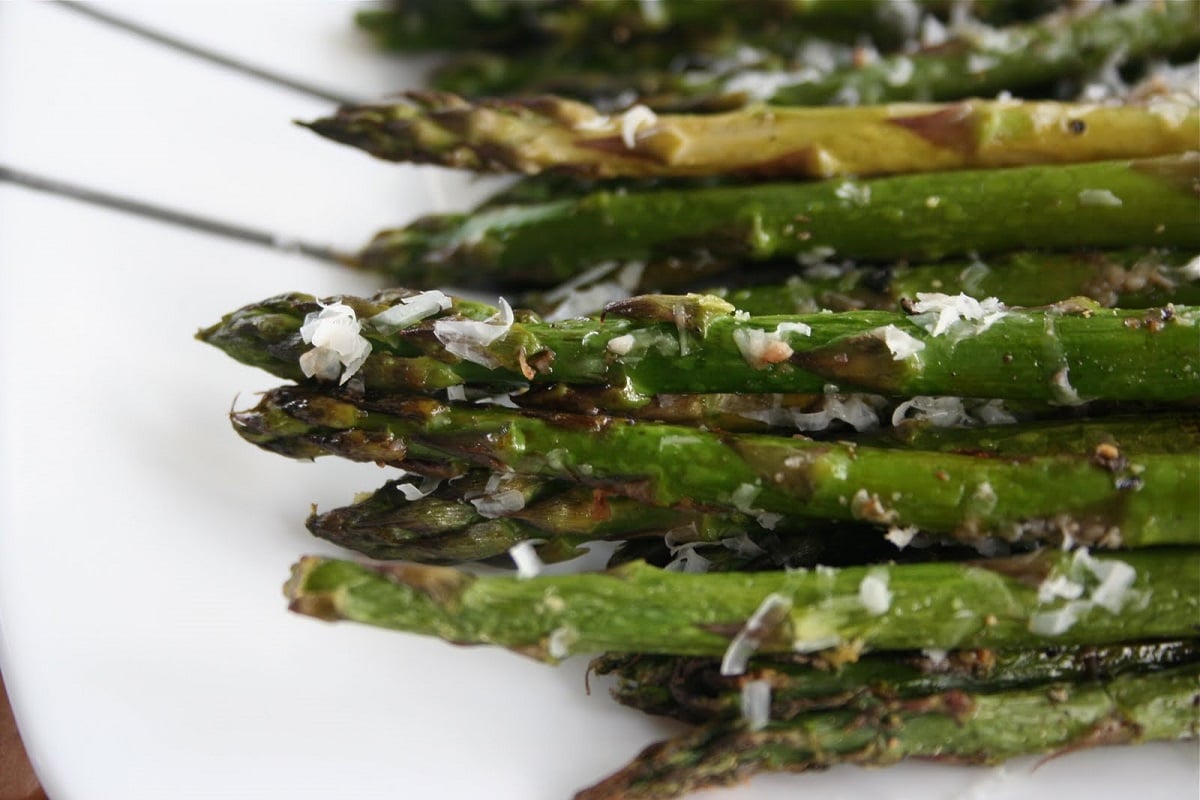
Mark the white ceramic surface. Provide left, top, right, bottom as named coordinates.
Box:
left=0, top=3, right=1195, bottom=798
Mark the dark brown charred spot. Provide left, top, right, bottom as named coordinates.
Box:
left=735, top=146, right=833, bottom=178
left=896, top=690, right=975, bottom=722
left=575, top=136, right=664, bottom=163
left=588, top=489, right=614, bottom=522
left=969, top=550, right=1057, bottom=588
left=728, top=437, right=823, bottom=499
left=888, top=103, right=977, bottom=153
left=1137, top=305, right=1176, bottom=332
left=320, top=429, right=408, bottom=467
left=1068, top=118, right=1087, bottom=135
left=288, top=593, right=341, bottom=622
left=1091, top=441, right=1126, bottom=472
left=527, top=348, right=557, bottom=375
left=603, top=293, right=734, bottom=335
left=789, top=335, right=908, bottom=393
left=371, top=562, right=474, bottom=607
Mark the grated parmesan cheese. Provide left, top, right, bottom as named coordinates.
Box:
left=298, top=301, right=372, bottom=385
left=885, top=56, right=915, bottom=87
left=731, top=483, right=762, bottom=512
left=877, top=325, right=926, bottom=360
left=620, top=104, right=657, bottom=148
left=858, top=569, right=892, bottom=615
left=1181, top=255, right=1200, bottom=281
left=721, top=593, right=793, bottom=676
left=433, top=298, right=514, bottom=368
left=885, top=525, right=919, bottom=550
left=740, top=679, right=772, bottom=731
left=1049, top=367, right=1085, bottom=406
left=368, top=290, right=452, bottom=331
left=547, top=626, right=577, bottom=659
left=920, top=13, right=949, bottom=47
left=664, top=542, right=712, bottom=574
left=910, top=292, right=1006, bottom=337
left=1077, top=189, right=1123, bottom=208
left=834, top=181, right=872, bottom=207
left=396, top=478, right=441, bottom=502
left=509, top=540, right=544, bottom=579
left=606, top=334, right=636, bottom=355
left=1030, top=548, right=1139, bottom=636
left=733, top=327, right=793, bottom=368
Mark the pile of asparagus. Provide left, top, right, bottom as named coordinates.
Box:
left=201, top=1, right=1200, bottom=797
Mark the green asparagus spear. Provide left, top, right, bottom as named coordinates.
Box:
left=526, top=247, right=1200, bottom=317
left=657, top=0, right=1200, bottom=110
left=575, top=665, right=1200, bottom=800
left=310, top=410, right=1197, bottom=564
left=203, top=292, right=1200, bottom=405
left=702, top=249, right=1200, bottom=315
left=354, top=0, right=1013, bottom=55
left=359, top=154, right=1200, bottom=287
left=284, top=549, right=1200, bottom=658
left=593, top=640, right=1200, bottom=722
left=306, top=472, right=755, bottom=564
left=306, top=94, right=1199, bottom=179
left=237, top=386, right=1200, bottom=546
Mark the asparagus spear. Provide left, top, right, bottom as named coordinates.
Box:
left=527, top=247, right=1200, bottom=318
left=575, top=664, right=1200, bottom=800
left=656, top=0, right=1200, bottom=110
left=703, top=249, right=1200, bottom=315
left=593, top=640, right=1200, bottom=722
left=358, top=154, right=1200, bottom=287
left=306, top=472, right=755, bottom=564
left=284, top=549, right=1200, bottom=658
left=203, top=292, right=1200, bottom=404
left=310, top=410, right=1197, bottom=564
left=354, top=0, right=1001, bottom=55
left=236, top=386, right=1200, bottom=546
left=307, top=94, right=1200, bottom=179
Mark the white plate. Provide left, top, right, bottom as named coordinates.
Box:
left=0, top=3, right=1195, bottom=798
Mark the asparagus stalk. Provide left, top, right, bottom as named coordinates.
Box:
left=593, top=640, right=1200, bottom=722
left=237, top=386, right=1200, bottom=546
left=307, top=94, right=1200, bottom=179
left=657, top=0, right=1200, bottom=110
left=284, top=550, right=1200, bottom=659
left=702, top=249, right=1200, bottom=315
left=307, top=472, right=756, bottom=564
left=310, top=410, right=1197, bottom=564
left=354, top=0, right=1010, bottom=55
left=528, top=247, right=1200, bottom=317
left=203, top=292, right=1200, bottom=404
left=358, top=153, right=1200, bottom=287
left=575, top=665, right=1200, bottom=800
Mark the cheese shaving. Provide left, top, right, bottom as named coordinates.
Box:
left=740, top=680, right=772, bottom=731
left=885, top=525, right=919, bottom=550
left=509, top=540, right=544, bottom=579
left=858, top=569, right=892, bottom=615
left=368, top=290, right=452, bottom=331
left=1077, top=189, right=1123, bottom=208
left=910, top=292, right=1006, bottom=337
left=606, top=334, right=636, bottom=355
left=620, top=104, right=657, bottom=148
left=298, top=301, right=372, bottom=385
left=1030, top=548, right=1139, bottom=636
left=432, top=298, right=514, bottom=368
left=720, top=593, right=793, bottom=676
left=547, top=626, right=577, bottom=659
left=877, top=325, right=926, bottom=360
